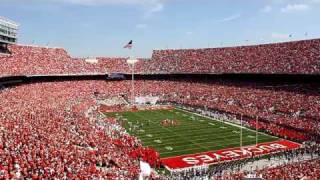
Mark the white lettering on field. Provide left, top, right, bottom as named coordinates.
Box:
left=247, top=147, right=264, bottom=153
left=234, top=149, right=252, bottom=156
left=211, top=153, right=225, bottom=160
left=195, top=155, right=215, bottom=163
left=270, top=143, right=287, bottom=149
left=182, top=157, right=199, bottom=165
left=222, top=151, right=241, bottom=158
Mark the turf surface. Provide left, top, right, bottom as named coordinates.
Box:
left=106, top=108, right=279, bottom=158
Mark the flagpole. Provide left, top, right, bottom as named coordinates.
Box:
left=132, top=61, right=135, bottom=105
left=124, top=40, right=135, bottom=106
left=240, top=114, right=243, bottom=148
left=256, top=116, right=258, bottom=146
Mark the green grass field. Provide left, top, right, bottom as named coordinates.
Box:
left=106, top=108, right=279, bottom=158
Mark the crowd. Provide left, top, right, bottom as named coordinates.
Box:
left=1, top=38, right=320, bottom=76
left=0, top=80, right=163, bottom=179
left=165, top=144, right=320, bottom=179
left=0, top=79, right=319, bottom=178
left=151, top=38, right=320, bottom=74
left=0, top=45, right=133, bottom=76
left=1, top=38, right=320, bottom=178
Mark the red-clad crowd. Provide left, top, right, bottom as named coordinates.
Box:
left=0, top=45, right=131, bottom=76
left=0, top=81, right=163, bottom=179
left=0, top=79, right=319, bottom=178
left=1, top=38, right=320, bottom=76
left=247, top=120, right=309, bottom=141
left=1, top=38, right=320, bottom=178
left=151, top=39, right=320, bottom=74
left=256, top=158, right=320, bottom=180
left=226, top=158, right=320, bottom=180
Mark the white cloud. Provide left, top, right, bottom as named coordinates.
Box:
left=271, top=32, right=290, bottom=39
left=271, top=0, right=320, bottom=3
left=261, top=5, right=272, bottom=13
left=136, top=23, right=147, bottom=29
left=2, top=0, right=167, bottom=16
left=186, top=31, right=193, bottom=36
left=148, top=3, right=164, bottom=13
left=143, top=3, right=164, bottom=18
left=217, top=14, right=241, bottom=23
left=281, top=4, right=309, bottom=12
left=3, top=0, right=164, bottom=6
left=9, top=0, right=168, bottom=18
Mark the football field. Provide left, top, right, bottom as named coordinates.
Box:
left=106, top=108, right=279, bottom=158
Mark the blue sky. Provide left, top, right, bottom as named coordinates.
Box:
left=1, top=0, right=320, bottom=57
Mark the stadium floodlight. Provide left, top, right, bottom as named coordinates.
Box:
left=127, top=58, right=139, bottom=105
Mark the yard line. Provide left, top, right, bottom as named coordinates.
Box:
left=133, top=110, right=211, bottom=152
left=142, top=130, right=252, bottom=144
left=145, top=134, right=273, bottom=148
left=107, top=108, right=277, bottom=159
left=176, top=107, right=278, bottom=138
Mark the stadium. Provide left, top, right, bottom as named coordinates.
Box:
left=1, top=2, right=320, bottom=179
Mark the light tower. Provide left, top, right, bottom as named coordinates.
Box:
left=127, top=58, right=139, bottom=105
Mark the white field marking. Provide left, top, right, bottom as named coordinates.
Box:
left=124, top=109, right=276, bottom=156
left=125, top=115, right=273, bottom=157
left=143, top=133, right=242, bottom=146
left=247, top=135, right=255, bottom=138
left=143, top=123, right=217, bottom=131
left=175, top=108, right=278, bottom=139
left=233, top=130, right=240, bottom=134
left=142, top=126, right=232, bottom=137
left=159, top=137, right=269, bottom=156
left=146, top=134, right=153, bottom=137
left=220, top=126, right=227, bottom=129
left=142, top=128, right=246, bottom=142
left=141, top=125, right=260, bottom=141
left=133, top=111, right=210, bottom=151
left=154, top=139, right=162, bottom=143
left=141, top=118, right=232, bottom=130
left=159, top=135, right=273, bottom=154
left=209, top=123, right=215, bottom=126
left=143, top=130, right=272, bottom=147
left=165, top=146, right=173, bottom=151
left=144, top=133, right=272, bottom=147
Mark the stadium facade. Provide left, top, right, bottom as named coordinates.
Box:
left=0, top=16, right=19, bottom=53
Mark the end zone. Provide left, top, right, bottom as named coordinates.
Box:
left=161, top=140, right=301, bottom=170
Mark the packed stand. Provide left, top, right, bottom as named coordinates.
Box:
left=1, top=38, right=320, bottom=76
left=0, top=80, right=162, bottom=179
left=151, top=38, right=320, bottom=74
left=0, top=78, right=319, bottom=178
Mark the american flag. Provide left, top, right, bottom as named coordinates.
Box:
left=123, top=40, right=133, bottom=49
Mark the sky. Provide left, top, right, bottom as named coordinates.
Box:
left=0, top=0, right=320, bottom=58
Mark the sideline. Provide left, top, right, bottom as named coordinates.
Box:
left=175, top=107, right=278, bottom=139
